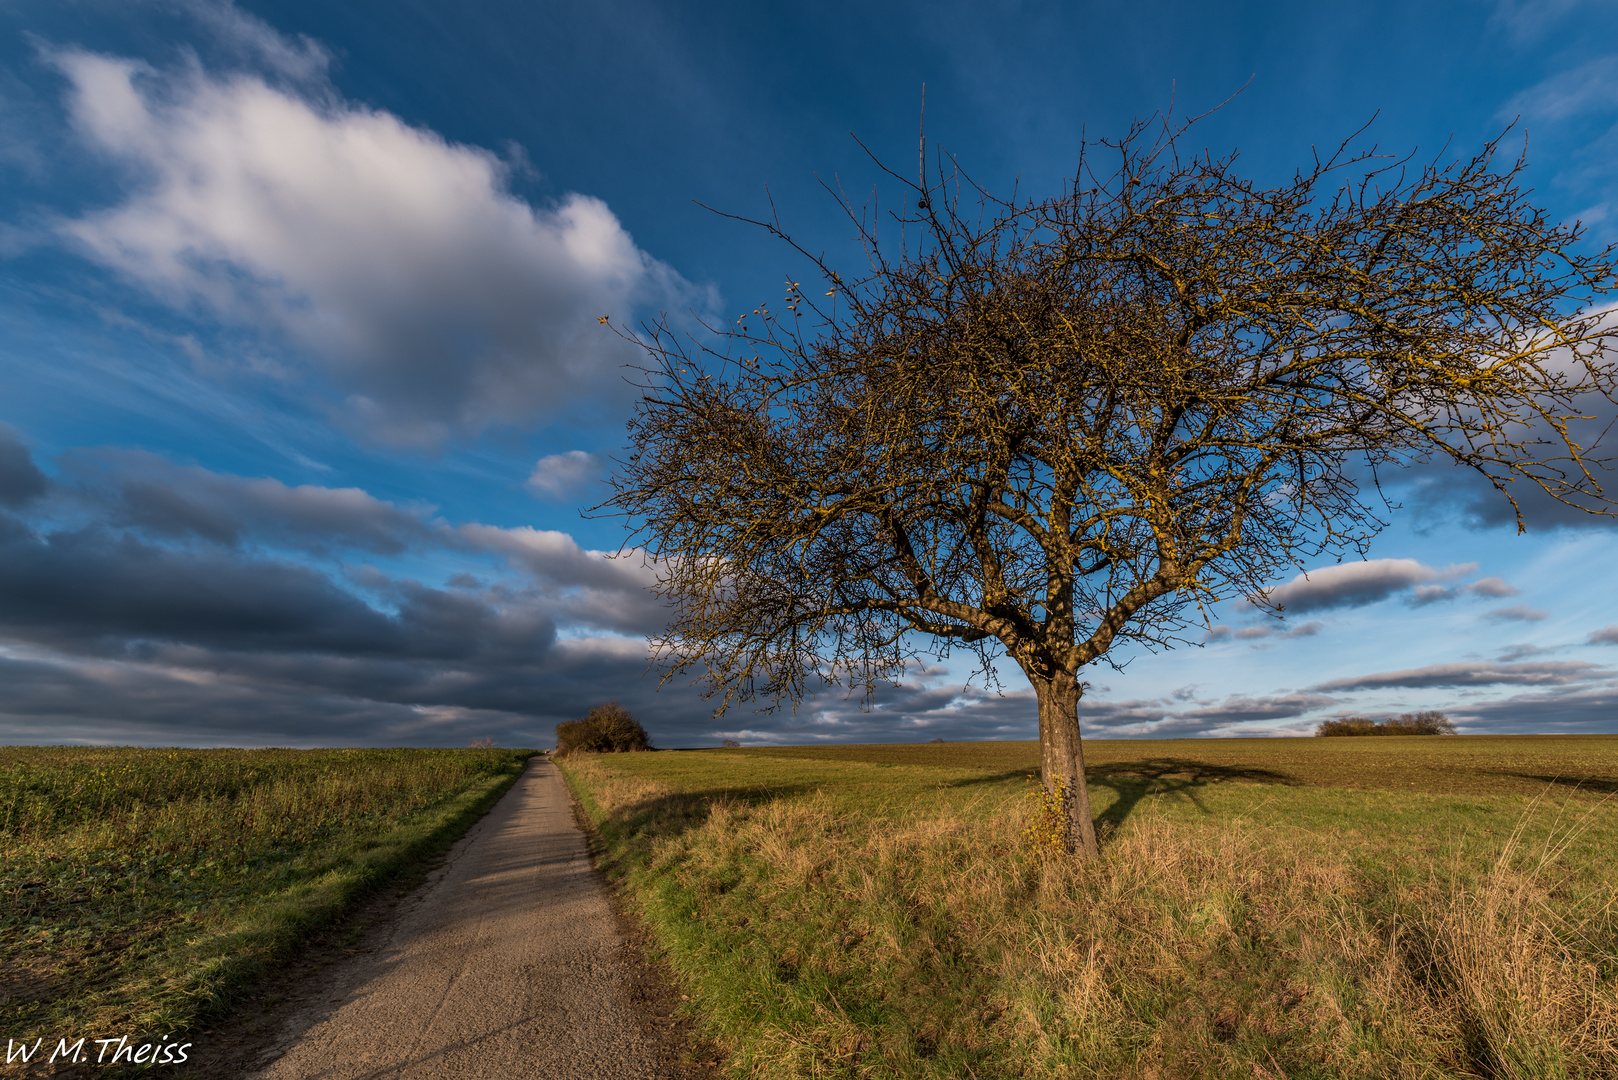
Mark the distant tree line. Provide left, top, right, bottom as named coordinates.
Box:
left=553, top=701, right=653, bottom=755
left=1315, top=711, right=1457, bottom=737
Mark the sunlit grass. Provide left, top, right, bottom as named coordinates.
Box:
left=561, top=736, right=1618, bottom=1079
left=1, top=746, right=533, bottom=1041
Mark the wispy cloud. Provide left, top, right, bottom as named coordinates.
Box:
left=1486, top=604, right=1551, bottom=622
left=1313, top=660, right=1603, bottom=691
left=1499, top=55, right=1618, bottom=122
left=1488, top=0, right=1593, bottom=43
left=1202, top=620, right=1323, bottom=644
left=175, top=0, right=332, bottom=84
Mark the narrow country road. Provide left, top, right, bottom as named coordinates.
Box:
left=250, top=757, right=667, bottom=1079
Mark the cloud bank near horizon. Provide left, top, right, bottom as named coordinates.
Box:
left=3, top=425, right=1615, bottom=746
left=0, top=427, right=691, bottom=746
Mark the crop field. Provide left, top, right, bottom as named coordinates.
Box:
left=560, top=735, right=1618, bottom=1080
left=0, top=746, right=533, bottom=1049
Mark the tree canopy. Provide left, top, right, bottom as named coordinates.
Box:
left=605, top=116, right=1617, bottom=854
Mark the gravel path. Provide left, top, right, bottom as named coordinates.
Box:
left=250, top=757, right=667, bottom=1079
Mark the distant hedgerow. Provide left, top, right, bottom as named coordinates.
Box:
left=1316, top=710, right=1458, bottom=737
left=554, top=701, right=653, bottom=755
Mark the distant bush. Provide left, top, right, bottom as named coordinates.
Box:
left=555, top=701, right=653, bottom=755
left=1316, top=717, right=1380, bottom=737
left=1316, top=710, right=1457, bottom=737
left=721, top=738, right=742, bottom=748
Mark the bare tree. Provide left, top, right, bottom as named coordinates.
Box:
left=604, top=116, right=1617, bottom=855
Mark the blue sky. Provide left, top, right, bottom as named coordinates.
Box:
left=0, top=0, right=1615, bottom=747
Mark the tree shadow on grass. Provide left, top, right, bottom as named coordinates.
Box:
left=1086, top=758, right=1301, bottom=837
left=1489, top=772, right=1618, bottom=796
left=935, top=758, right=1300, bottom=838
left=602, top=784, right=820, bottom=844
left=937, top=769, right=1035, bottom=790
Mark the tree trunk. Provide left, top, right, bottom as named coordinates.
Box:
left=1035, top=669, right=1099, bottom=857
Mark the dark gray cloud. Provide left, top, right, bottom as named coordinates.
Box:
left=1410, top=466, right=1618, bottom=532
left=1497, top=643, right=1558, bottom=661
left=0, top=638, right=718, bottom=749
left=1261, top=559, right=1474, bottom=614
left=0, top=432, right=1606, bottom=749
left=61, top=448, right=439, bottom=554
left=1180, top=692, right=1338, bottom=724
left=38, top=446, right=665, bottom=638
left=714, top=684, right=1041, bottom=746
left=725, top=675, right=1334, bottom=745
left=0, top=516, right=404, bottom=655
left=0, top=425, right=47, bottom=508
left=1411, top=576, right=1520, bottom=605
left=0, top=436, right=692, bottom=747
left=1388, top=379, right=1618, bottom=534
left=1314, top=660, right=1605, bottom=691
left=1588, top=625, right=1618, bottom=645
left=785, top=685, right=1336, bottom=743
left=1076, top=690, right=1336, bottom=737
left=1447, top=684, right=1618, bottom=735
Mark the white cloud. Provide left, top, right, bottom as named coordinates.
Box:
left=50, top=47, right=699, bottom=446
left=455, top=523, right=666, bottom=634
left=527, top=450, right=602, bottom=499
left=457, top=524, right=652, bottom=590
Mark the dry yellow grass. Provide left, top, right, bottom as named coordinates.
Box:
left=561, top=740, right=1618, bottom=1079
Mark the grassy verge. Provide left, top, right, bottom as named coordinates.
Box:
left=559, top=738, right=1618, bottom=1079
left=2, top=746, right=534, bottom=1048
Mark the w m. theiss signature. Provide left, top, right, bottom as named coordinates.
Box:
left=4, top=1035, right=193, bottom=1068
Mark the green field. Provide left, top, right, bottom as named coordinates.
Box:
left=1, top=746, right=533, bottom=1045
left=560, top=736, right=1618, bottom=1080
